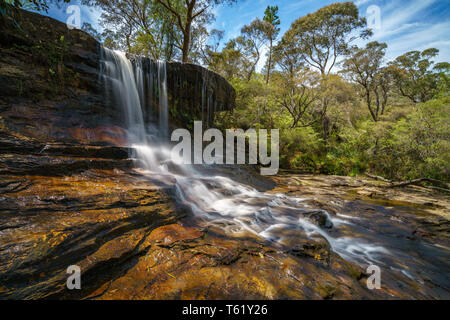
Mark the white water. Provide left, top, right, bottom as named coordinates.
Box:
left=100, top=48, right=390, bottom=267
left=157, top=60, right=169, bottom=139
left=100, top=49, right=145, bottom=142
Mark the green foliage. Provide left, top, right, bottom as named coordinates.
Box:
left=387, top=97, right=450, bottom=180
left=211, top=2, right=449, bottom=182
left=2, top=0, right=54, bottom=12
left=341, top=41, right=390, bottom=122
left=279, top=126, right=322, bottom=170
left=389, top=48, right=448, bottom=103
left=89, top=0, right=178, bottom=60
left=1, top=1, right=69, bottom=25
left=298, top=98, right=450, bottom=180
left=218, top=56, right=449, bottom=181
left=282, top=1, right=371, bottom=76
left=263, top=5, right=280, bottom=28
left=217, top=77, right=275, bottom=129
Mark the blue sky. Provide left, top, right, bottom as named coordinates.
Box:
left=41, top=0, right=450, bottom=68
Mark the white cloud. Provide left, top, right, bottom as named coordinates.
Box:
left=354, top=0, right=450, bottom=62
left=372, top=0, right=436, bottom=39
left=354, top=0, right=371, bottom=6
left=384, top=21, right=450, bottom=61
left=81, top=6, right=102, bottom=31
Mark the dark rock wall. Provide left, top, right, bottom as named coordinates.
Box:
left=130, top=58, right=235, bottom=130
left=0, top=9, right=235, bottom=146
left=166, top=61, right=235, bottom=128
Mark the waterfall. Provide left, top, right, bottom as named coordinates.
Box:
left=134, top=58, right=145, bottom=115
left=99, top=48, right=394, bottom=269
left=201, top=68, right=208, bottom=126
left=100, top=48, right=146, bottom=143
left=146, top=60, right=156, bottom=124
left=201, top=68, right=216, bottom=127
left=100, top=49, right=170, bottom=143
left=157, top=60, right=169, bottom=140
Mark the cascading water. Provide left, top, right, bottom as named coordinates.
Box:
left=99, top=49, right=447, bottom=286
left=100, top=48, right=146, bottom=143
left=157, top=60, right=169, bottom=140
left=201, top=68, right=209, bottom=126
left=134, top=58, right=145, bottom=114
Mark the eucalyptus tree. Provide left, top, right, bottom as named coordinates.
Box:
left=341, top=41, right=390, bottom=122
left=208, top=38, right=246, bottom=80
left=192, top=28, right=224, bottom=65
left=272, top=37, right=304, bottom=82
left=282, top=2, right=371, bottom=77
left=154, top=0, right=237, bottom=63
left=238, top=18, right=273, bottom=80
left=319, top=74, right=356, bottom=140
left=277, top=69, right=322, bottom=129
left=86, top=0, right=180, bottom=60
left=389, top=48, right=449, bottom=103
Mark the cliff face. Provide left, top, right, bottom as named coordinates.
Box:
left=0, top=9, right=235, bottom=147
left=130, top=57, right=236, bottom=130
left=166, top=61, right=236, bottom=127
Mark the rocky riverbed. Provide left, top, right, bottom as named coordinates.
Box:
left=1, top=135, right=448, bottom=299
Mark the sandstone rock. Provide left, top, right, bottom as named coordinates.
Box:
left=0, top=9, right=235, bottom=147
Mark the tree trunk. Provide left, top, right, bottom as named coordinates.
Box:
left=322, top=115, right=329, bottom=143
left=388, top=178, right=449, bottom=189
left=366, top=89, right=378, bottom=122
left=181, top=1, right=195, bottom=63
left=182, top=19, right=192, bottom=63
left=265, top=38, right=273, bottom=84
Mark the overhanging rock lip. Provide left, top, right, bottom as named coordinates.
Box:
left=127, top=55, right=236, bottom=113
left=5, top=9, right=236, bottom=114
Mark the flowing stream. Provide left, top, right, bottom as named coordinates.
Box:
left=100, top=48, right=449, bottom=297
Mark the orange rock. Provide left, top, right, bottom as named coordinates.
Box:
left=67, top=126, right=127, bottom=146
left=146, top=224, right=204, bottom=246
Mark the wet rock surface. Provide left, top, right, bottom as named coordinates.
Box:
left=0, top=136, right=448, bottom=299
left=0, top=156, right=181, bottom=298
